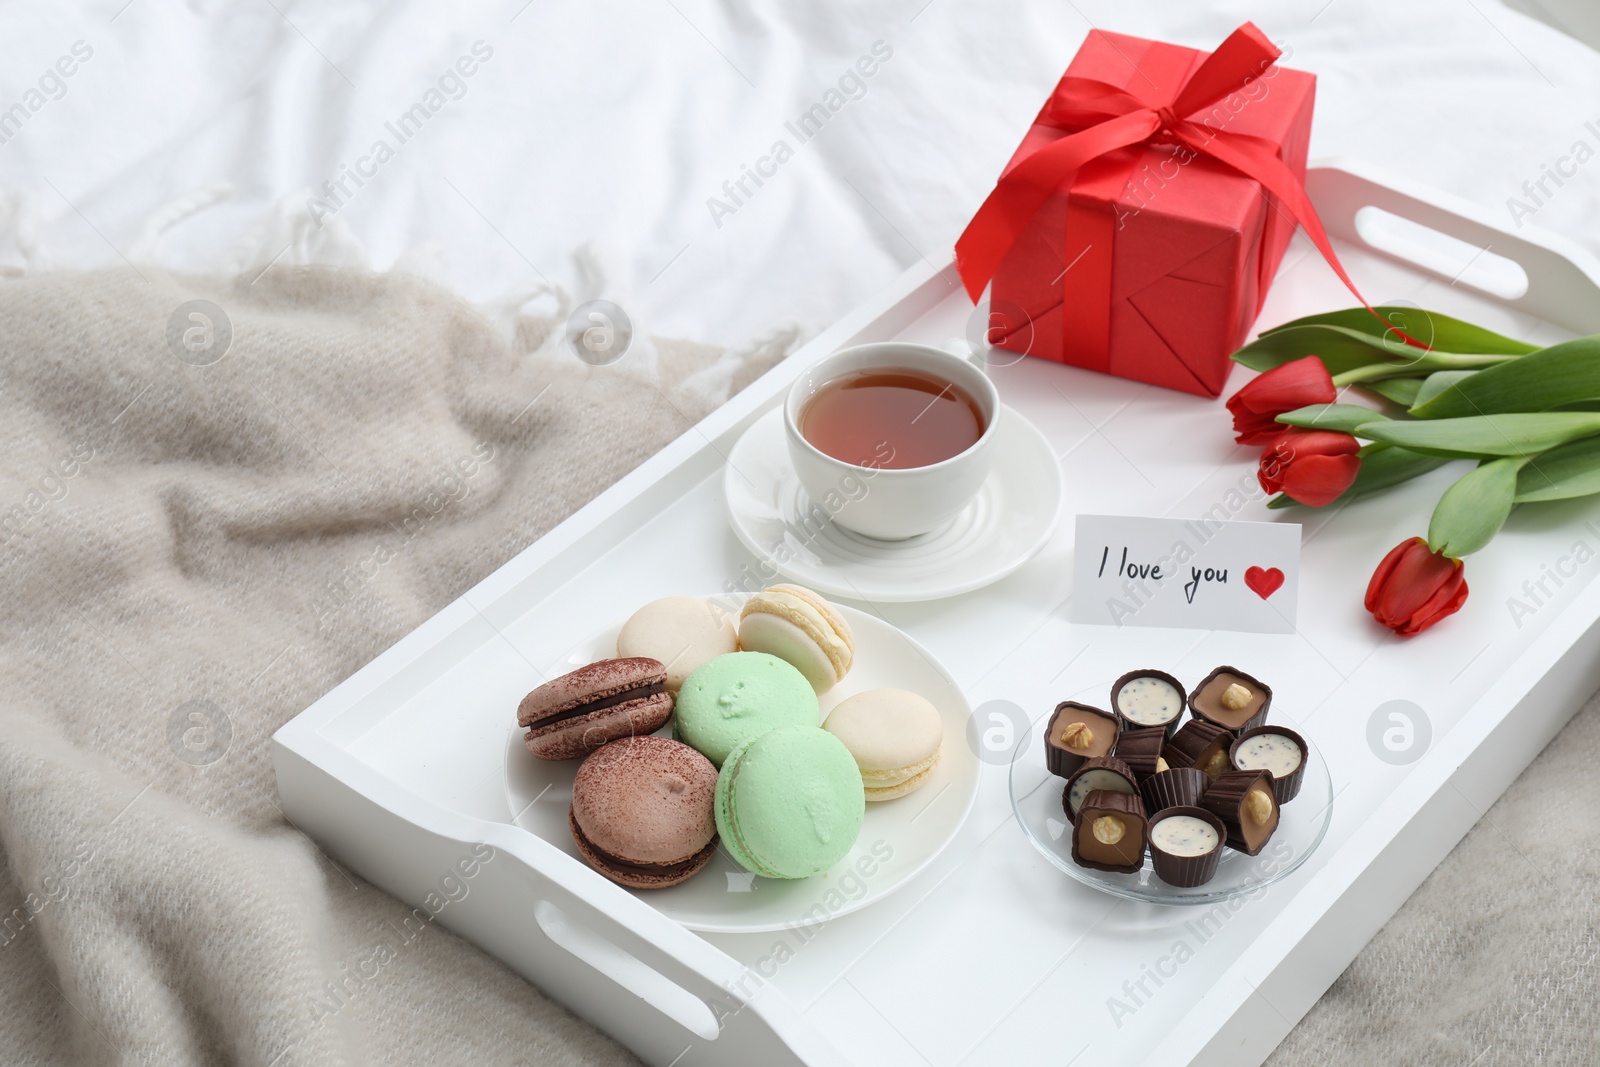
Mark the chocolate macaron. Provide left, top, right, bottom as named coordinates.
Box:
left=569, top=736, right=719, bottom=889
left=519, top=657, right=674, bottom=760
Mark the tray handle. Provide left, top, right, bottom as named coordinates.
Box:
left=1306, top=158, right=1600, bottom=334
left=480, top=822, right=850, bottom=1065
left=533, top=897, right=720, bottom=1040
left=271, top=741, right=849, bottom=1067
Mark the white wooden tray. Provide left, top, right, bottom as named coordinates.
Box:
left=272, top=158, right=1600, bottom=1067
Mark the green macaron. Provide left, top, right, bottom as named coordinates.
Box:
left=714, top=725, right=865, bottom=879
left=673, top=651, right=819, bottom=767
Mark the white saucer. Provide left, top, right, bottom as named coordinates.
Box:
left=721, top=405, right=1063, bottom=602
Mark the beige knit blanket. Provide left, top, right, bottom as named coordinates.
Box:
left=1268, top=693, right=1600, bottom=1067
left=0, top=264, right=1592, bottom=1066
left=0, top=265, right=795, bottom=1066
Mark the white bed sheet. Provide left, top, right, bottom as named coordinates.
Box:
left=1, top=0, right=1598, bottom=351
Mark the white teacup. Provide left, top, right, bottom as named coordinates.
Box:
left=784, top=341, right=1000, bottom=541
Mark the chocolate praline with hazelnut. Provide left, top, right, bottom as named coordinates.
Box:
left=1189, top=666, right=1272, bottom=734
left=1071, top=789, right=1148, bottom=874
left=1164, top=719, right=1233, bottom=779
left=1200, top=769, right=1280, bottom=855
left=1045, top=701, right=1119, bottom=778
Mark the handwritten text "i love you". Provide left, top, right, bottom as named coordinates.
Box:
left=1095, top=546, right=1228, bottom=604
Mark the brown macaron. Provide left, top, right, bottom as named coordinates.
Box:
left=519, top=657, right=674, bottom=761
left=569, top=736, right=719, bottom=889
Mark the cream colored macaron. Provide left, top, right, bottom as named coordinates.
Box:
left=737, top=584, right=854, bottom=694
left=823, top=688, right=943, bottom=801
left=617, top=597, right=738, bottom=692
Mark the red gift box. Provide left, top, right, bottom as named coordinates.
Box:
left=958, top=25, right=1340, bottom=398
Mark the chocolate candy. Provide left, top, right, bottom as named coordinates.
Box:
left=1111, top=726, right=1167, bottom=782
left=1071, top=789, right=1148, bottom=874
left=1189, top=666, right=1272, bottom=734
left=1141, top=766, right=1210, bottom=813
left=1200, top=770, right=1279, bottom=855
left=1045, top=701, right=1119, bottom=778
left=1230, top=726, right=1308, bottom=804
left=1146, top=806, right=1226, bottom=888
left=1109, top=669, right=1186, bottom=737
left=1164, top=719, right=1232, bottom=779
left=1062, top=756, right=1138, bottom=818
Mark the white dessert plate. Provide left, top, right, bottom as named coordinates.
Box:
left=721, top=405, right=1062, bottom=603
left=1009, top=713, right=1334, bottom=905
left=503, top=599, right=980, bottom=933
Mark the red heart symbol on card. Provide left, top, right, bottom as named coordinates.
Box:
left=1245, top=566, right=1285, bottom=600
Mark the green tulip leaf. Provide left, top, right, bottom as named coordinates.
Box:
left=1261, top=307, right=1539, bottom=355
left=1410, top=335, right=1600, bottom=419
left=1276, top=403, right=1391, bottom=434
left=1428, top=457, right=1521, bottom=557
left=1357, top=413, right=1600, bottom=457
left=1514, top=436, right=1600, bottom=502
left=1265, top=443, right=1448, bottom=508
left=1352, top=443, right=1453, bottom=495
left=1409, top=370, right=1478, bottom=411
left=1363, top=377, right=1424, bottom=406
left=1232, top=324, right=1439, bottom=375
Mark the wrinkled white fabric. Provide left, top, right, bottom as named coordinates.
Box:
left=2, top=1, right=1599, bottom=345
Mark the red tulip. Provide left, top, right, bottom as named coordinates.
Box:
left=1226, top=356, right=1337, bottom=445
left=1257, top=429, right=1361, bottom=507
left=1365, top=537, right=1468, bottom=636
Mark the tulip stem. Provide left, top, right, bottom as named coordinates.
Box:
left=1330, top=353, right=1518, bottom=387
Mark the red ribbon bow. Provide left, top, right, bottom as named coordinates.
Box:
left=955, top=23, right=1400, bottom=367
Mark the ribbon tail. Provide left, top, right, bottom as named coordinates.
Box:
left=954, top=109, right=1159, bottom=302
left=1178, top=123, right=1423, bottom=349
left=1169, top=23, right=1280, bottom=116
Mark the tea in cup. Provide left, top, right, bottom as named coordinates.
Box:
left=784, top=342, right=999, bottom=540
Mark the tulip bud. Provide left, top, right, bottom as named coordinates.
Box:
left=1365, top=537, right=1468, bottom=636
left=1226, top=356, right=1337, bottom=445
left=1258, top=429, right=1361, bottom=506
